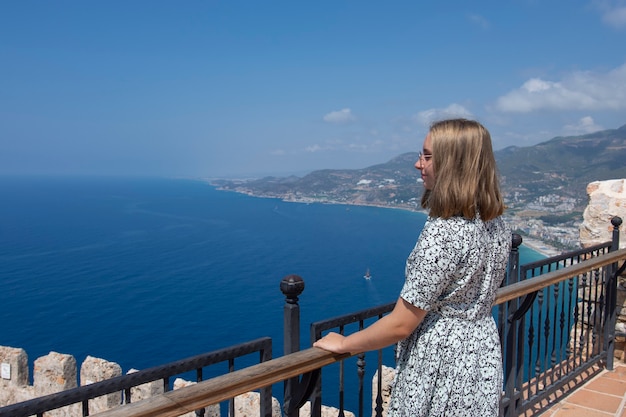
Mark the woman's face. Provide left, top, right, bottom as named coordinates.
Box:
left=415, top=133, right=435, bottom=190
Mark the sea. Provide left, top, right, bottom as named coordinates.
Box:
left=0, top=176, right=545, bottom=410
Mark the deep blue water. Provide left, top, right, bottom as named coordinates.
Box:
left=0, top=176, right=544, bottom=408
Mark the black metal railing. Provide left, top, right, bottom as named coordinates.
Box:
left=498, top=216, right=623, bottom=416
left=0, top=217, right=624, bottom=417
left=309, top=302, right=395, bottom=417
left=303, top=216, right=624, bottom=417
left=0, top=337, right=272, bottom=417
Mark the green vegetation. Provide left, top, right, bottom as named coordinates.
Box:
left=538, top=212, right=583, bottom=226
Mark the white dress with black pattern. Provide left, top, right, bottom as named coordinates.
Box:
left=388, top=215, right=511, bottom=417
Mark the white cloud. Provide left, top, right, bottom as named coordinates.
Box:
left=305, top=144, right=325, bottom=152
left=495, top=63, right=626, bottom=112
left=563, top=116, right=604, bottom=135
left=467, top=13, right=489, bottom=29
left=413, top=104, right=474, bottom=126
left=604, top=7, right=626, bottom=28
left=346, top=142, right=369, bottom=151
left=301, top=136, right=392, bottom=155
left=323, top=108, right=356, bottom=124
left=594, top=0, right=626, bottom=29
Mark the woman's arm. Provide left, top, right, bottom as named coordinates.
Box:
left=313, top=297, right=426, bottom=355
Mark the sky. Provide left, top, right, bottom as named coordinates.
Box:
left=1, top=1, right=625, bottom=178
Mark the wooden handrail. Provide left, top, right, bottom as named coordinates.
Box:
left=92, top=247, right=626, bottom=417
left=494, top=247, right=626, bottom=305
left=93, top=348, right=349, bottom=417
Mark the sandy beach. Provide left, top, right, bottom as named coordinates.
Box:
left=520, top=236, right=562, bottom=257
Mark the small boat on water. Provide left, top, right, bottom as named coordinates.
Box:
left=364, top=268, right=371, bottom=280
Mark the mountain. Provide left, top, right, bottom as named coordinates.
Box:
left=211, top=124, right=626, bottom=216
left=212, top=152, right=424, bottom=210
left=496, top=124, right=626, bottom=210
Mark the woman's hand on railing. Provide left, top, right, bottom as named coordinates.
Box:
left=313, top=332, right=348, bottom=353
left=315, top=298, right=426, bottom=355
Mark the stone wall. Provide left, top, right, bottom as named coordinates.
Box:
left=579, top=179, right=626, bottom=250
left=0, top=346, right=242, bottom=417
left=578, top=179, right=626, bottom=362
left=0, top=345, right=357, bottom=417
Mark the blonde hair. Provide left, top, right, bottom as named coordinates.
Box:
left=421, top=119, right=505, bottom=221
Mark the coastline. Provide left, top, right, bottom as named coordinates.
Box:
left=518, top=236, right=562, bottom=257
left=210, top=182, right=564, bottom=259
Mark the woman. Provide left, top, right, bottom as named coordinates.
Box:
left=313, top=119, right=511, bottom=417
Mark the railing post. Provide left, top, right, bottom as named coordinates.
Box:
left=605, top=217, right=623, bottom=370
left=611, top=216, right=622, bottom=251
left=281, top=274, right=305, bottom=417
left=499, top=234, right=521, bottom=358
left=501, top=233, right=523, bottom=417
left=509, top=233, right=523, bottom=285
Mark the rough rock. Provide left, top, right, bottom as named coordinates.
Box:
left=33, top=351, right=80, bottom=417
left=579, top=179, right=626, bottom=363
left=371, top=365, right=395, bottom=417
left=174, top=378, right=220, bottom=417
left=33, top=351, right=77, bottom=395
left=0, top=346, right=30, bottom=406
left=299, top=401, right=356, bottom=417
left=127, top=368, right=164, bottom=402
left=230, top=391, right=282, bottom=417
left=80, top=356, right=122, bottom=414
left=579, top=179, right=626, bottom=249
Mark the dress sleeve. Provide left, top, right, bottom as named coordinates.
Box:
left=400, top=217, right=467, bottom=311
